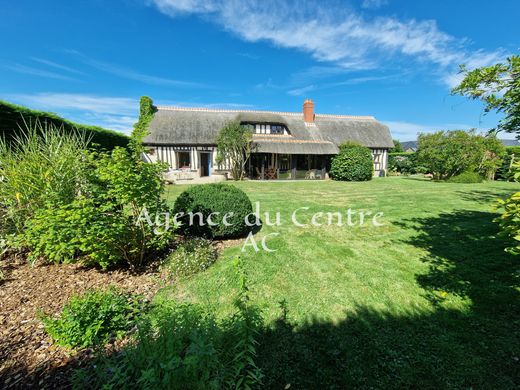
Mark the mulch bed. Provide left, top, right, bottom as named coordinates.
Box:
left=0, top=255, right=161, bottom=389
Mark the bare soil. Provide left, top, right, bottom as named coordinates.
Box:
left=0, top=255, right=160, bottom=389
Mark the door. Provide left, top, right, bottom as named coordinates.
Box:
left=200, top=152, right=210, bottom=177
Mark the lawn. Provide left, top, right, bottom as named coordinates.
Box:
left=162, top=177, right=520, bottom=389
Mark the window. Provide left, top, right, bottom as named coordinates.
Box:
left=177, top=151, right=191, bottom=169
left=271, top=125, right=284, bottom=134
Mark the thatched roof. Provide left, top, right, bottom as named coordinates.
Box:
left=144, top=106, right=393, bottom=153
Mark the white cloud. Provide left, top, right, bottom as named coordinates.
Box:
left=149, top=0, right=506, bottom=87
left=7, top=93, right=139, bottom=134
left=3, top=63, right=77, bottom=81
left=5, top=93, right=257, bottom=134
left=381, top=120, right=489, bottom=141
left=30, top=58, right=85, bottom=75
left=65, top=50, right=207, bottom=88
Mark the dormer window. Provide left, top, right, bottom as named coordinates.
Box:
left=241, top=122, right=289, bottom=135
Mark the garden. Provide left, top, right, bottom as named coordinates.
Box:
left=1, top=56, right=520, bottom=389
left=1, top=133, right=519, bottom=387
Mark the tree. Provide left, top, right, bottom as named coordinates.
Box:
left=216, top=121, right=252, bottom=181
left=417, top=130, right=503, bottom=180
left=452, top=54, right=520, bottom=136
left=390, top=139, right=404, bottom=153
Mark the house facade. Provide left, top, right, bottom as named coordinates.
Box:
left=143, top=99, right=393, bottom=180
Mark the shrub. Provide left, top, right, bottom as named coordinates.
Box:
left=40, top=288, right=142, bottom=349
left=173, top=184, right=253, bottom=238
left=11, top=126, right=174, bottom=269
left=162, top=238, right=217, bottom=279
left=0, top=123, right=89, bottom=235
left=417, top=130, right=504, bottom=180
left=74, top=260, right=263, bottom=389
left=330, top=142, right=373, bottom=181
left=22, top=199, right=129, bottom=268
left=446, top=171, right=484, bottom=183
left=496, top=162, right=520, bottom=255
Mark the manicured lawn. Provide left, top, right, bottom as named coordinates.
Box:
left=162, top=177, right=520, bottom=388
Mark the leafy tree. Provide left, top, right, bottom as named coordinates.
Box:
left=390, top=139, right=404, bottom=153
left=452, top=54, right=520, bottom=136
left=417, top=130, right=503, bottom=180
left=216, top=121, right=253, bottom=180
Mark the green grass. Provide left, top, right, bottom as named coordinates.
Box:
left=161, top=177, right=520, bottom=388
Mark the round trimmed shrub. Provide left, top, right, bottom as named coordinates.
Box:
left=447, top=171, right=484, bottom=183
left=330, top=143, right=373, bottom=181
left=173, top=184, right=253, bottom=238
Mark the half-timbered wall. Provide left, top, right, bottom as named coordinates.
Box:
left=151, top=146, right=232, bottom=172
left=371, top=148, right=388, bottom=176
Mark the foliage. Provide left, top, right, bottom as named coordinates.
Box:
left=92, top=144, right=174, bottom=268
left=388, top=152, right=418, bottom=174
left=496, top=161, right=520, bottom=255
left=496, top=146, right=520, bottom=181
left=74, top=260, right=263, bottom=389
left=0, top=123, right=90, bottom=235
left=417, top=130, right=504, bottom=180
left=40, top=288, right=142, bottom=349
left=1, top=121, right=173, bottom=269
left=173, top=184, right=253, bottom=239
left=447, top=171, right=484, bottom=183
left=452, top=54, right=520, bottom=135
left=132, top=96, right=156, bottom=140
left=22, top=199, right=128, bottom=268
left=389, top=139, right=404, bottom=153
left=330, top=142, right=373, bottom=181
left=0, top=100, right=129, bottom=150
left=216, top=121, right=253, bottom=180
left=162, top=238, right=217, bottom=279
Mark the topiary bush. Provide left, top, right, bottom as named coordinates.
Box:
left=446, top=171, right=484, bottom=183
left=162, top=238, right=217, bottom=279
left=330, top=142, right=373, bottom=181
left=40, top=287, right=142, bottom=349
left=173, top=184, right=253, bottom=238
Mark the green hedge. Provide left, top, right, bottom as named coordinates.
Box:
left=173, top=184, right=253, bottom=238
left=0, top=100, right=129, bottom=150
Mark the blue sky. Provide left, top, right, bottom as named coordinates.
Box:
left=1, top=0, right=518, bottom=140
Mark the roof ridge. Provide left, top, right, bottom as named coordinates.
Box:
left=156, top=105, right=375, bottom=120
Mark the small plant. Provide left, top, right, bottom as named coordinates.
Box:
left=447, top=171, right=484, bottom=183
left=162, top=238, right=217, bottom=279
left=74, top=259, right=264, bottom=389
left=330, top=142, right=373, bottom=181
left=40, top=287, right=142, bottom=349
left=173, top=184, right=254, bottom=238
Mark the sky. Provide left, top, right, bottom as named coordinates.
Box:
left=0, top=0, right=518, bottom=140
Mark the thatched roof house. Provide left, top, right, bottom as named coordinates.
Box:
left=143, top=99, right=393, bottom=179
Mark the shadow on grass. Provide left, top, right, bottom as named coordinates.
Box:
left=3, top=211, right=519, bottom=389
left=456, top=189, right=517, bottom=205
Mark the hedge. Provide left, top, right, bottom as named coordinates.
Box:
left=0, top=100, right=129, bottom=150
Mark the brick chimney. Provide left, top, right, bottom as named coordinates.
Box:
left=303, top=98, right=315, bottom=122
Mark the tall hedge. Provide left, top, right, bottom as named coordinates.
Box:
left=330, top=142, right=373, bottom=181
left=0, top=100, right=129, bottom=150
